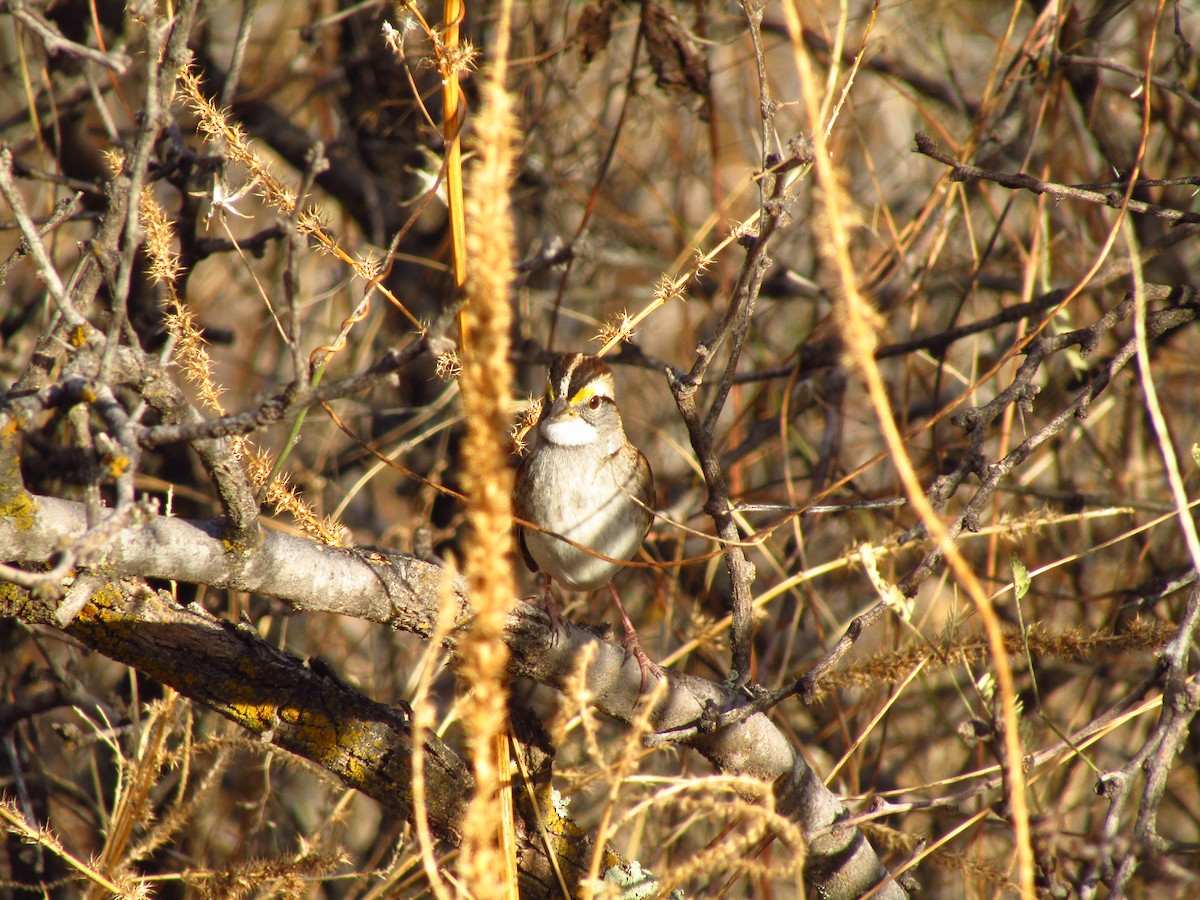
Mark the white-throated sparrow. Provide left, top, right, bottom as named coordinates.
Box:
left=514, top=353, right=657, bottom=681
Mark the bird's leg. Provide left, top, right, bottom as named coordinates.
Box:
left=539, top=572, right=564, bottom=641
left=607, top=582, right=662, bottom=691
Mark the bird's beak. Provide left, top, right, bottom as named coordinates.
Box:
left=546, top=396, right=574, bottom=420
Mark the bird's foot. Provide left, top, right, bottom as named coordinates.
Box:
left=606, top=581, right=663, bottom=692
left=536, top=574, right=564, bottom=645
left=621, top=630, right=665, bottom=693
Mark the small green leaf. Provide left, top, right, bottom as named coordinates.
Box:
left=1010, top=553, right=1031, bottom=601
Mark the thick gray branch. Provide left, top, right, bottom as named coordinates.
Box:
left=1, top=493, right=905, bottom=899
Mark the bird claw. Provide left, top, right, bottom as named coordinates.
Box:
left=605, top=581, right=663, bottom=693
left=622, top=635, right=664, bottom=693
left=538, top=574, right=563, bottom=647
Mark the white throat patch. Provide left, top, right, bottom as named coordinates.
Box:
left=541, top=416, right=597, bottom=447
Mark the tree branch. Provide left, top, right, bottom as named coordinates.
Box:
left=0, top=491, right=906, bottom=899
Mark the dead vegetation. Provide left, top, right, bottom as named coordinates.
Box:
left=2, top=1, right=1200, bottom=897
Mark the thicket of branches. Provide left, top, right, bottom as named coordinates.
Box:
left=3, top=0, right=1200, bottom=897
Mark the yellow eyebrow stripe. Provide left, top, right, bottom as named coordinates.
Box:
left=570, top=385, right=596, bottom=403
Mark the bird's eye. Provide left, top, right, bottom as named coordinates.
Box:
left=588, top=395, right=602, bottom=409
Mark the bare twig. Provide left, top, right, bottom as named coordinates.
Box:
left=0, top=149, right=85, bottom=329
left=664, top=2, right=810, bottom=688
left=0, top=191, right=81, bottom=286
left=1, top=2, right=130, bottom=73
left=914, top=131, right=1200, bottom=225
